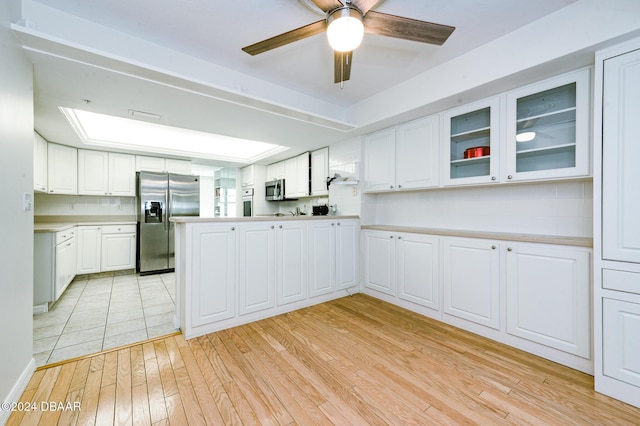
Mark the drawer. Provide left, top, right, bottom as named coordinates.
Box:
left=603, top=268, right=640, bottom=295
left=55, top=227, right=76, bottom=245
left=101, top=224, right=136, bottom=234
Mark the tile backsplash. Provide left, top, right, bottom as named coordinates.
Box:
left=34, top=193, right=136, bottom=216
left=367, top=180, right=593, bottom=238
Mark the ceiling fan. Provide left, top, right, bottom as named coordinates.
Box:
left=242, top=0, right=455, bottom=84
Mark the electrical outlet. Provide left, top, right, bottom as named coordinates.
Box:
left=352, top=187, right=358, bottom=196
left=23, top=193, right=32, bottom=211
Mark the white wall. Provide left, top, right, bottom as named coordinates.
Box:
left=0, top=0, right=36, bottom=417
left=367, top=180, right=593, bottom=238
left=34, top=193, right=136, bottom=216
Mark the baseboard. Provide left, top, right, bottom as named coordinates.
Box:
left=32, top=303, right=48, bottom=314
left=0, top=358, right=36, bottom=425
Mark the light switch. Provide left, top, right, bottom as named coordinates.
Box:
left=23, top=192, right=32, bottom=211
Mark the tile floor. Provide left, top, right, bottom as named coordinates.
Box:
left=33, top=272, right=177, bottom=367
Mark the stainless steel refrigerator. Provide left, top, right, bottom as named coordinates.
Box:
left=137, top=172, right=200, bottom=274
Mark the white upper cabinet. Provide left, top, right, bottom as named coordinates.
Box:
left=165, top=159, right=191, bottom=174
left=310, top=147, right=329, bottom=196
left=34, top=132, right=48, bottom=193
left=47, top=143, right=78, bottom=195
left=364, top=128, right=395, bottom=192
left=135, top=155, right=165, bottom=172
left=505, top=68, right=590, bottom=182
left=266, top=161, right=285, bottom=180
left=241, top=164, right=255, bottom=187
left=602, top=49, right=640, bottom=264
left=78, top=150, right=135, bottom=196
left=443, top=97, right=500, bottom=186
left=364, top=115, right=440, bottom=193
left=135, top=156, right=191, bottom=174
left=396, top=115, right=440, bottom=190
left=283, top=153, right=309, bottom=198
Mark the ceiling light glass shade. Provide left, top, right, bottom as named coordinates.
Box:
left=327, top=7, right=364, bottom=52
left=515, top=131, right=536, bottom=142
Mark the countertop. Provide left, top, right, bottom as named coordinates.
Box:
left=34, top=215, right=137, bottom=233
left=171, top=215, right=359, bottom=223
left=361, top=225, right=593, bottom=248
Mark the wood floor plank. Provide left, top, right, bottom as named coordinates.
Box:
left=10, top=294, right=640, bottom=426
left=38, top=362, right=76, bottom=426
left=115, top=348, right=133, bottom=426
left=95, top=383, right=116, bottom=426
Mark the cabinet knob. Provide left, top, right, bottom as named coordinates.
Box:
left=398, top=236, right=402, bottom=240
left=331, top=223, right=335, bottom=226
left=491, top=176, right=496, bottom=181
left=50, top=190, right=54, bottom=193
left=507, top=247, right=513, bottom=252
left=270, top=225, right=274, bottom=229
left=231, top=227, right=235, bottom=231
left=507, top=175, right=513, bottom=180
left=491, top=245, right=496, bottom=249
left=390, top=235, right=394, bottom=239
left=279, top=225, right=283, bottom=229
left=398, top=185, right=402, bottom=188
left=337, top=222, right=340, bottom=226
left=390, top=185, right=394, bottom=189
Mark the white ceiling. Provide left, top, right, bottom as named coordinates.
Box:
left=19, top=0, right=581, bottom=166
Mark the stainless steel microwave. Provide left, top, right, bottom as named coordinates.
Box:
left=265, top=179, right=285, bottom=201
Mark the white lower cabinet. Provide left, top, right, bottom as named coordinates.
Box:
left=443, top=237, right=500, bottom=330
left=505, top=243, right=591, bottom=358
left=101, top=225, right=136, bottom=271
left=308, top=220, right=337, bottom=297
left=363, top=229, right=592, bottom=373
left=603, top=298, right=640, bottom=388
left=238, top=222, right=276, bottom=315
left=397, top=233, right=439, bottom=310
left=55, top=230, right=77, bottom=301
left=363, top=231, right=396, bottom=296
left=276, top=222, right=307, bottom=305
left=177, top=219, right=360, bottom=338
left=77, top=226, right=102, bottom=274
left=189, top=223, right=237, bottom=327
left=364, top=231, right=440, bottom=312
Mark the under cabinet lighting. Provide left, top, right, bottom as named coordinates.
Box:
left=60, top=107, right=288, bottom=163
left=516, top=131, right=536, bottom=143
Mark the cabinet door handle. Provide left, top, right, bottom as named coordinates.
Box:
left=491, top=245, right=496, bottom=250
left=337, top=222, right=340, bottom=226
left=390, top=185, right=394, bottom=189
left=270, top=225, right=274, bottom=229
left=231, top=227, right=235, bottom=231
left=390, top=235, right=394, bottom=239
left=507, top=175, right=513, bottom=180
left=279, top=225, right=283, bottom=229
left=398, top=185, right=402, bottom=188
left=331, top=223, right=335, bottom=226
left=491, top=176, right=496, bottom=181
left=507, top=247, right=513, bottom=252
left=398, top=236, right=402, bottom=240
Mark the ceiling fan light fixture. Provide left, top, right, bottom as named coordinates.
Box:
left=326, top=6, right=364, bottom=52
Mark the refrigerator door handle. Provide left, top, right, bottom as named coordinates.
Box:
left=169, top=192, right=173, bottom=230
left=164, top=188, right=169, bottom=231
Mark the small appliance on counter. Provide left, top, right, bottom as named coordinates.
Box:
left=312, top=204, right=329, bottom=216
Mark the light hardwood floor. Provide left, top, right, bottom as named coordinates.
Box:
left=9, top=294, right=640, bottom=425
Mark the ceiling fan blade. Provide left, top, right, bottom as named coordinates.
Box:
left=334, top=50, right=353, bottom=83
left=242, top=20, right=327, bottom=55
left=309, top=0, right=344, bottom=12
left=363, top=10, right=455, bottom=45
left=350, top=0, right=381, bottom=15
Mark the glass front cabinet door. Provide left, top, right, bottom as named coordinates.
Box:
left=443, top=97, right=500, bottom=186
left=505, top=68, right=590, bottom=182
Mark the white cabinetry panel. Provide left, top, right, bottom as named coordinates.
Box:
left=34, top=132, right=48, bottom=192
left=190, top=224, right=236, bottom=327
left=310, top=148, right=329, bottom=196
left=603, top=298, right=640, bottom=388
left=308, top=220, right=336, bottom=297
left=238, top=222, right=276, bottom=315
left=363, top=128, right=395, bottom=192
left=108, top=153, right=136, bottom=196
left=335, top=220, right=359, bottom=290
left=506, top=244, right=590, bottom=358
left=397, top=233, right=439, bottom=310
left=78, top=150, right=109, bottom=195
left=443, top=238, right=500, bottom=329
left=276, top=222, right=307, bottom=305
left=47, top=143, right=77, bottom=194
left=396, top=116, right=440, bottom=190
left=77, top=226, right=102, bottom=274
left=363, top=231, right=396, bottom=296
left=602, top=49, right=640, bottom=264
